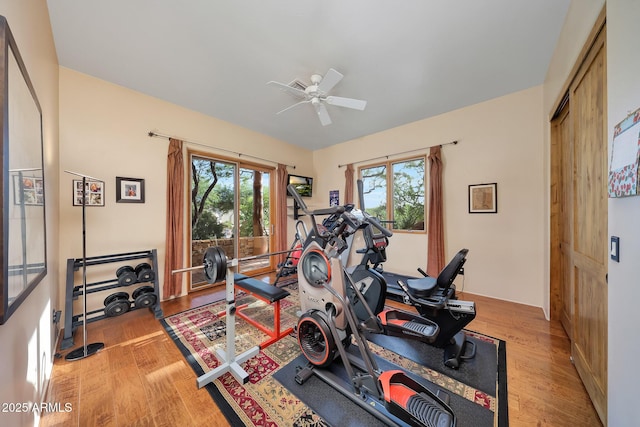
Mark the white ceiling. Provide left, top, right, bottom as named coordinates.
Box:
left=46, top=0, right=571, bottom=151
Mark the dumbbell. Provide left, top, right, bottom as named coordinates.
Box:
left=116, top=266, right=137, bottom=286
left=134, top=262, right=155, bottom=282
left=104, top=292, right=131, bottom=317
left=132, top=285, right=157, bottom=308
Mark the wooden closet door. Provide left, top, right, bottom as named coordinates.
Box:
left=569, top=26, right=607, bottom=424
left=551, top=104, right=574, bottom=339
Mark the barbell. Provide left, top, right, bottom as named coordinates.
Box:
left=172, top=246, right=295, bottom=283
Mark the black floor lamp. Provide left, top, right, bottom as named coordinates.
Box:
left=64, top=170, right=105, bottom=361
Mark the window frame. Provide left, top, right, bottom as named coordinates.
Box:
left=358, top=155, right=427, bottom=234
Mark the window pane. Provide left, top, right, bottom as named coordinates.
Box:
left=238, top=168, right=271, bottom=272
left=360, top=165, right=387, bottom=221
left=392, top=159, right=425, bottom=230
left=190, top=157, right=236, bottom=287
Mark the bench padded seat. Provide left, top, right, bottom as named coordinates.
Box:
left=235, top=277, right=290, bottom=303
left=232, top=277, right=293, bottom=349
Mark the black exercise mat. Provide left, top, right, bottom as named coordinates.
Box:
left=274, top=345, right=498, bottom=427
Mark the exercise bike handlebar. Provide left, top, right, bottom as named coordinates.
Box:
left=367, top=216, right=393, bottom=238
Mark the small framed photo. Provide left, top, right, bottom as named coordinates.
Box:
left=73, top=179, right=104, bottom=206
left=14, top=175, right=44, bottom=206
left=468, top=183, right=497, bottom=214
left=116, top=177, right=145, bottom=203
left=329, top=190, right=339, bottom=207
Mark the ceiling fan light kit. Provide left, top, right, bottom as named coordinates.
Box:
left=267, top=68, right=367, bottom=126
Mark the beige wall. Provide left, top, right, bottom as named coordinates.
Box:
left=313, top=86, right=546, bottom=307
left=58, top=67, right=313, bottom=310
left=0, top=1, right=60, bottom=426
left=607, top=1, right=640, bottom=424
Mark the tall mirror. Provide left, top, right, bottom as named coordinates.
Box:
left=0, top=16, right=47, bottom=324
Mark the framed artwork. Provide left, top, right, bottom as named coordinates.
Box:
left=468, top=183, right=497, bottom=213
left=13, top=175, right=44, bottom=206
left=116, top=177, right=145, bottom=203
left=73, top=179, right=104, bottom=206
left=329, top=190, right=339, bottom=207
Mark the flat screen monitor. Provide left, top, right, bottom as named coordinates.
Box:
left=288, top=174, right=313, bottom=197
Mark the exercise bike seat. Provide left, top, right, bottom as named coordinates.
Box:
left=404, top=276, right=438, bottom=298
left=400, top=248, right=469, bottom=307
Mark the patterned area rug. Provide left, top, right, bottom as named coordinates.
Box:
left=161, top=286, right=507, bottom=426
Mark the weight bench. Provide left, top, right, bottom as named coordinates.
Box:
left=233, top=276, right=293, bottom=349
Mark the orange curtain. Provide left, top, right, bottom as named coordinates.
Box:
left=275, top=164, right=289, bottom=265
left=163, top=138, right=184, bottom=298
left=427, top=145, right=445, bottom=277
left=344, top=164, right=354, bottom=205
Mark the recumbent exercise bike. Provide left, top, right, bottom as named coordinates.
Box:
left=316, top=180, right=477, bottom=369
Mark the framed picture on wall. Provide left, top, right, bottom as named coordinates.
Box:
left=116, top=177, right=145, bottom=203
left=13, top=175, right=44, bottom=206
left=73, top=179, right=104, bottom=206
left=468, top=183, right=497, bottom=213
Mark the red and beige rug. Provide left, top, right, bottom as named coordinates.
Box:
left=161, top=286, right=507, bottom=426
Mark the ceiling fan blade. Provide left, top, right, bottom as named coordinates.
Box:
left=267, top=81, right=307, bottom=98
left=325, top=96, right=367, bottom=110
left=317, top=68, right=343, bottom=93
left=313, top=102, right=332, bottom=126
left=276, top=100, right=310, bottom=115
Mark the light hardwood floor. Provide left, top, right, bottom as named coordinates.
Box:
left=41, top=280, right=601, bottom=427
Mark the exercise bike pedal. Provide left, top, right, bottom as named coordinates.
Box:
left=295, top=364, right=314, bottom=385
left=378, top=309, right=439, bottom=342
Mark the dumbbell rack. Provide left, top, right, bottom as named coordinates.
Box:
left=60, top=249, right=163, bottom=350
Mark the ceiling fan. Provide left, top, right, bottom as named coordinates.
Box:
left=267, top=68, right=367, bottom=126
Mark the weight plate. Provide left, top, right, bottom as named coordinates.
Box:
left=134, top=263, right=151, bottom=275
left=134, top=292, right=157, bottom=308
left=132, top=285, right=154, bottom=300
left=104, top=299, right=130, bottom=317
left=136, top=267, right=155, bottom=282
left=204, top=246, right=227, bottom=283
left=104, top=291, right=130, bottom=306
left=215, top=247, right=228, bottom=282
left=216, top=247, right=229, bottom=282
left=203, top=247, right=216, bottom=283
left=117, top=270, right=138, bottom=286
left=116, top=265, right=135, bottom=277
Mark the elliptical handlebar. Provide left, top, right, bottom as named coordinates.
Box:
left=288, top=184, right=346, bottom=243
left=287, top=184, right=345, bottom=217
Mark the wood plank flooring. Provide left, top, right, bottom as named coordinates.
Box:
left=40, top=281, right=601, bottom=427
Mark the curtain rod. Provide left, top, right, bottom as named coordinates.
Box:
left=337, top=140, right=458, bottom=168
left=148, top=131, right=296, bottom=169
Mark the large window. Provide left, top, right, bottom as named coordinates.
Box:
left=189, top=152, right=273, bottom=290
left=359, top=157, right=426, bottom=231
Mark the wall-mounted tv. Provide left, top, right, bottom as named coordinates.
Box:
left=288, top=174, right=313, bottom=197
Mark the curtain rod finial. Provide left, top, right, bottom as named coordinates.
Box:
left=148, top=131, right=155, bottom=137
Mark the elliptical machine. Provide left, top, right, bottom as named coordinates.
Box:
left=290, top=185, right=456, bottom=427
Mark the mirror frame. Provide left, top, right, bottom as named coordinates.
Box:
left=0, top=16, right=47, bottom=324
